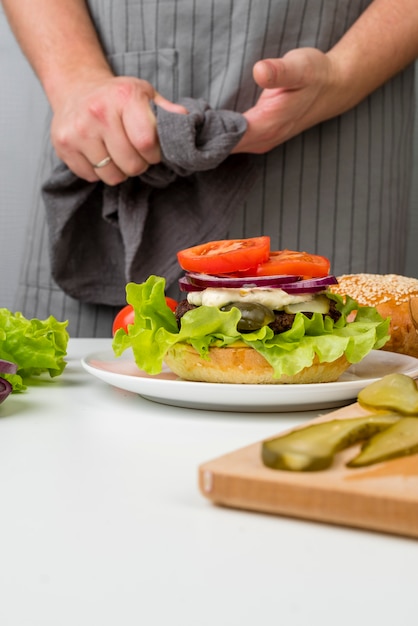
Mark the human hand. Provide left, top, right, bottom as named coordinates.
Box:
left=233, top=48, right=339, bottom=154
left=50, top=74, right=188, bottom=185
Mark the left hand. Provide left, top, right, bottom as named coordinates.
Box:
left=233, top=48, right=339, bottom=154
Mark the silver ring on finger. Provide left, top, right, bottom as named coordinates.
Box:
left=92, top=155, right=112, bottom=169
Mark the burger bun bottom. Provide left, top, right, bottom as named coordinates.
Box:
left=164, top=343, right=351, bottom=384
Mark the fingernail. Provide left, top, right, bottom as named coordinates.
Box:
left=261, top=61, right=275, bottom=84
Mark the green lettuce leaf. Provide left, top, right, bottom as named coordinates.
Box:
left=0, top=309, right=69, bottom=391
left=112, top=276, right=391, bottom=379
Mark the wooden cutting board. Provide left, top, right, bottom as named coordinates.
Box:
left=198, top=403, right=418, bottom=539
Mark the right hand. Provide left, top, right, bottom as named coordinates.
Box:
left=50, top=74, right=188, bottom=185
left=233, top=48, right=338, bottom=155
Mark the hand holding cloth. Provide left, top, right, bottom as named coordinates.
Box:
left=42, top=98, right=258, bottom=305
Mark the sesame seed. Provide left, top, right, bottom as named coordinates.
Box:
left=330, top=274, right=418, bottom=306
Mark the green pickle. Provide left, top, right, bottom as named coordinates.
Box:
left=348, top=418, right=418, bottom=467
left=263, top=374, right=418, bottom=472
left=358, top=373, right=418, bottom=415
left=221, top=302, right=275, bottom=332
left=262, top=415, right=400, bottom=472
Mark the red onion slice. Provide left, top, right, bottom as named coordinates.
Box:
left=0, top=378, right=13, bottom=405
left=0, top=360, right=18, bottom=405
left=280, top=275, right=338, bottom=294
left=178, top=276, right=204, bottom=292
left=183, top=272, right=302, bottom=290
left=0, top=359, right=18, bottom=375
left=179, top=272, right=338, bottom=294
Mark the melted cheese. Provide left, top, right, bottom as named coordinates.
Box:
left=187, top=287, right=317, bottom=309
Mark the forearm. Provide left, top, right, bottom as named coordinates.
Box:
left=1, top=0, right=113, bottom=110
left=327, top=0, right=418, bottom=114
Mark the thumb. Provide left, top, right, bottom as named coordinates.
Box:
left=253, top=59, right=286, bottom=89
left=253, top=49, right=318, bottom=90
left=153, top=92, right=188, bottom=115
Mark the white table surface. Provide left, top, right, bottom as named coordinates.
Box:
left=0, top=338, right=416, bottom=626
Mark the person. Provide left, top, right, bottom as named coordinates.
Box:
left=2, top=0, right=418, bottom=337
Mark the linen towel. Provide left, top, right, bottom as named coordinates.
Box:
left=42, top=98, right=258, bottom=305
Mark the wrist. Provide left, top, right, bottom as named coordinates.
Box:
left=322, top=49, right=360, bottom=116
left=43, top=60, right=115, bottom=112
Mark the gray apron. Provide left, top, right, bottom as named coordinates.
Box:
left=14, top=0, right=415, bottom=337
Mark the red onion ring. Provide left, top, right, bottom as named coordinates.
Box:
left=179, top=272, right=338, bottom=294
left=0, top=360, right=18, bottom=405
left=0, top=378, right=13, bottom=405
left=182, top=272, right=302, bottom=290
left=178, top=276, right=204, bottom=292
left=0, top=359, right=18, bottom=375
left=279, top=275, right=338, bottom=294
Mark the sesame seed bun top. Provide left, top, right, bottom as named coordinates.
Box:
left=329, top=273, right=418, bottom=358
left=331, top=274, right=418, bottom=307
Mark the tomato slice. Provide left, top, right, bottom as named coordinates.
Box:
left=112, top=297, right=178, bottom=335
left=239, top=249, right=330, bottom=278
left=177, top=237, right=270, bottom=274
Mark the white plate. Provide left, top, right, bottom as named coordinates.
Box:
left=81, top=348, right=418, bottom=413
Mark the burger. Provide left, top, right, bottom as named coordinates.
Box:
left=112, top=237, right=390, bottom=384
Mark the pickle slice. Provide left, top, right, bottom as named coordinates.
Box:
left=348, top=417, right=418, bottom=467
left=221, top=302, right=275, bottom=331
left=262, top=415, right=399, bottom=472
left=357, top=373, right=418, bottom=415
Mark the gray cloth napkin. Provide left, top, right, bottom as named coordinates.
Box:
left=42, top=98, right=259, bottom=305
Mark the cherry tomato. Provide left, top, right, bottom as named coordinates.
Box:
left=112, top=297, right=178, bottom=335
left=238, top=250, right=330, bottom=278
left=112, top=304, right=135, bottom=335
left=177, top=236, right=270, bottom=274
left=165, top=297, right=178, bottom=312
